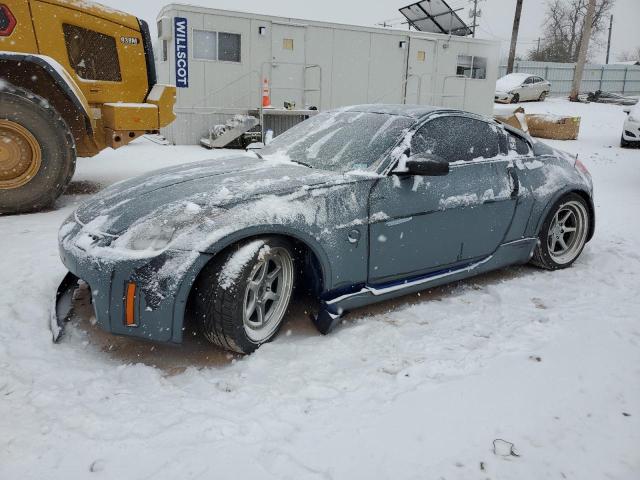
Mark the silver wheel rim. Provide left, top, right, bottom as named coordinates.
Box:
left=242, top=247, right=294, bottom=343
left=547, top=200, right=589, bottom=265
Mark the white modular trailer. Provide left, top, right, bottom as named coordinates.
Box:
left=156, top=4, right=500, bottom=145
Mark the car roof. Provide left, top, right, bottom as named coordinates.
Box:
left=338, top=104, right=456, bottom=119
left=501, top=72, right=531, bottom=79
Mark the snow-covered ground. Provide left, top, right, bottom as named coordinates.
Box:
left=1, top=99, right=639, bottom=479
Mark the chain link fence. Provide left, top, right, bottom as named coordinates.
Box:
left=498, top=61, right=640, bottom=96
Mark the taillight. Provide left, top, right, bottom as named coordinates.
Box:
left=575, top=157, right=590, bottom=175
left=0, top=4, right=16, bottom=37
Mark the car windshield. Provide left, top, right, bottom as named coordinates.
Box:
left=259, top=111, right=414, bottom=173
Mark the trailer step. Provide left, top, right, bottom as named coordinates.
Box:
left=200, top=115, right=259, bottom=149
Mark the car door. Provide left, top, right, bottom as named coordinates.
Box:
left=520, top=76, right=535, bottom=100
left=533, top=76, right=545, bottom=99
left=368, top=114, right=519, bottom=284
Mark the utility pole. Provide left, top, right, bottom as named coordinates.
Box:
left=468, top=0, right=483, bottom=38
left=570, top=0, right=597, bottom=101
left=536, top=37, right=541, bottom=56
left=507, top=0, right=524, bottom=74
left=605, top=15, right=613, bottom=64
left=472, top=0, right=478, bottom=37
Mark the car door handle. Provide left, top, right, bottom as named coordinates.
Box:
left=508, top=167, right=519, bottom=198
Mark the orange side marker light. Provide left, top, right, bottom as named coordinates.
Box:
left=125, top=282, right=137, bottom=327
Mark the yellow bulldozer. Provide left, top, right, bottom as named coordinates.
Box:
left=0, top=0, right=176, bottom=214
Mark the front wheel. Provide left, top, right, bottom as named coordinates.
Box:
left=538, top=91, right=548, bottom=101
left=193, top=237, right=295, bottom=354
left=531, top=194, right=591, bottom=270
left=510, top=93, right=520, bottom=104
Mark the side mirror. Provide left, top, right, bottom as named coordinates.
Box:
left=405, top=154, right=449, bottom=176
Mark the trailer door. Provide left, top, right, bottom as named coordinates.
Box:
left=270, top=23, right=306, bottom=108
left=406, top=38, right=435, bottom=105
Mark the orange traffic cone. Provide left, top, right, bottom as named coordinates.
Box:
left=262, top=78, right=272, bottom=108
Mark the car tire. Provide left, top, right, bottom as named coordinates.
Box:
left=193, top=237, right=295, bottom=354
left=530, top=193, right=591, bottom=270
left=0, top=84, right=76, bottom=214
left=538, top=91, right=548, bottom=101
left=510, top=93, right=520, bottom=104
left=620, top=135, right=631, bottom=148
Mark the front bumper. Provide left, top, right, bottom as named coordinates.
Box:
left=622, top=119, right=640, bottom=142
left=56, top=220, right=211, bottom=344
left=495, top=91, right=513, bottom=103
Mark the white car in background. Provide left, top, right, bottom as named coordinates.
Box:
left=495, top=73, right=552, bottom=104
left=621, top=102, right=640, bottom=148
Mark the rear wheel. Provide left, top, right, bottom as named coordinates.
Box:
left=531, top=194, right=590, bottom=270
left=511, top=93, right=520, bottom=104
left=0, top=84, right=76, bottom=214
left=193, top=237, right=295, bottom=354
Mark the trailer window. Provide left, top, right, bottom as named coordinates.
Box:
left=283, top=38, right=294, bottom=50
left=193, top=30, right=241, bottom=62
left=193, top=29, right=217, bottom=60
left=218, top=32, right=241, bottom=62
left=63, top=24, right=122, bottom=82
left=456, top=55, right=487, bottom=79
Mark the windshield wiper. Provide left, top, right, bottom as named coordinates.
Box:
left=290, top=159, right=313, bottom=168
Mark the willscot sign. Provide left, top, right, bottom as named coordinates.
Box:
left=174, top=17, right=188, bottom=88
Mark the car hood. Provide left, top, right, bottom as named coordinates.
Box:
left=74, top=154, right=344, bottom=235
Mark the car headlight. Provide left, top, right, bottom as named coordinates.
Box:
left=129, top=221, right=178, bottom=251
left=126, top=204, right=225, bottom=252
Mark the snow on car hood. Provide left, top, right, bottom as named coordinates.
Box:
left=74, top=154, right=343, bottom=235
left=495, top=74, right=528, bottom=93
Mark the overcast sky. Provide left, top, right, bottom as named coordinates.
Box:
left=101, top=0, right=640, bottom=63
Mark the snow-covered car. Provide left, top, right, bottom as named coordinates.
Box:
left=54, top=105, right=595, bottom=354
left=621, top=102, right=640, bottom=147
left=495, top=73, right=551, bottom=103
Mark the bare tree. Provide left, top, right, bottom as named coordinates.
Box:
left=527, top=0, right=615, bottom=62
left=617, top=47, right=640, bottom=62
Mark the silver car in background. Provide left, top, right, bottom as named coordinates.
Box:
left=495, top=73, right=552, bottom=104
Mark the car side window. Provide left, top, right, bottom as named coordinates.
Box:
left=506, top=131, right=532, bottom=156
left=524, top=76, right=534, bottom=84
left=411, top=116, right=501, bottom=163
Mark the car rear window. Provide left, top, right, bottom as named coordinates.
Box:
left=507, top=132, right=532, bottom=155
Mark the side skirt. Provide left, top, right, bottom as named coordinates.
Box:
left=313, top=238, right=537, bottom=334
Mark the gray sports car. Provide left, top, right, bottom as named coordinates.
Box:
left=55, top=105, right=594, bottom=354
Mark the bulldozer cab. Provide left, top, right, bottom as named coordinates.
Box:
left=27, top=0, right=154, bottom=105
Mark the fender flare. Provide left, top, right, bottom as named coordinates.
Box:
left=0, top=52, right=93, bottom=134
left=169, top=225, right=334, bottom=343
left=533, top=186, right=595, bottom=242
